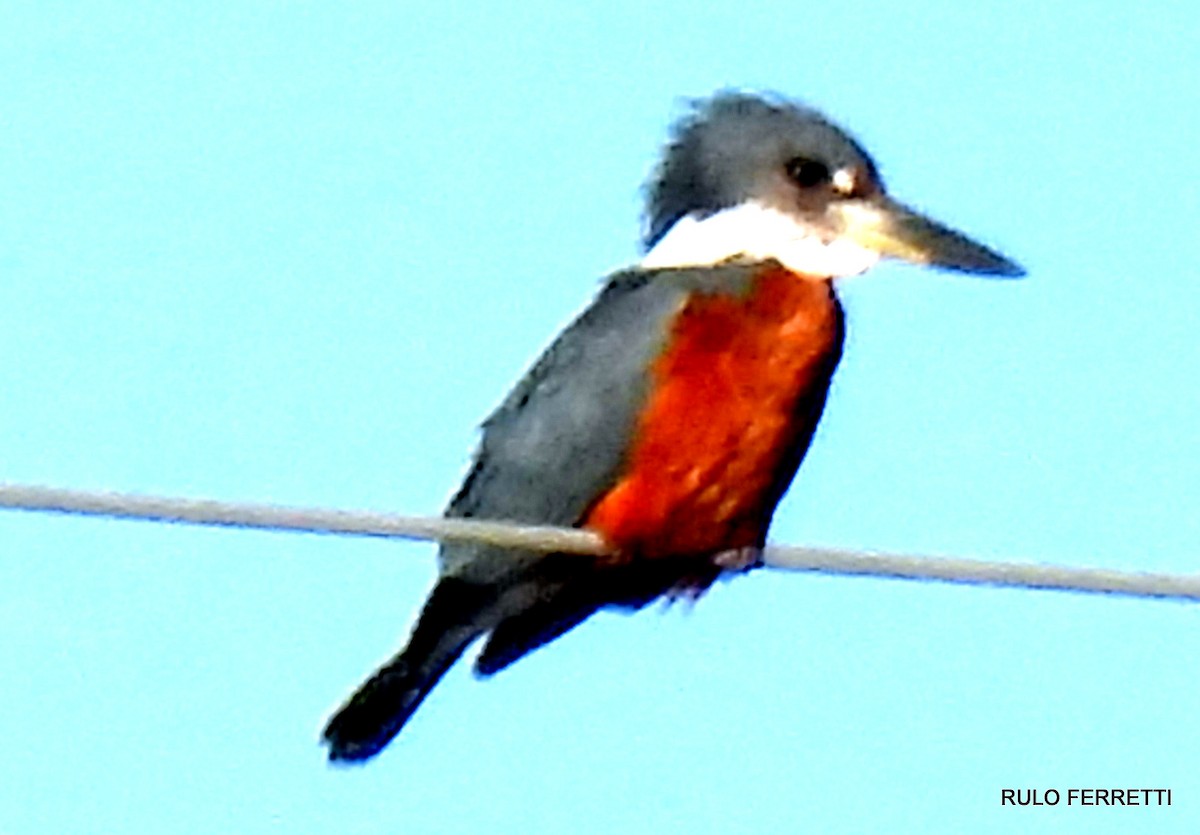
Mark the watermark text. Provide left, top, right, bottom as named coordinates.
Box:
left=1001, top=788, right=1172, bottom=807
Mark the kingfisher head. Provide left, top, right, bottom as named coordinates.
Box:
left=642, top=92, right=1023, bottom=279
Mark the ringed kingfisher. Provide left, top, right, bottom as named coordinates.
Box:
left=323, top=91, right=1022, bottom=762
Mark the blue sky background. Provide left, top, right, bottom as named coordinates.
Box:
left=1, top=2, right=1197, bottom=832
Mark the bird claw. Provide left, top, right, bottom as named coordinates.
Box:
left=661, top=546, right=763, bottom=607
left=663, top=584, right=707, bottom=607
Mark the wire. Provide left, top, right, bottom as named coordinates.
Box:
left=0, top=483, right=608, bottom=554
left=1, top=482, right=1197, bottom=602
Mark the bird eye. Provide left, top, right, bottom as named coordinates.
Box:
left=785, top=157, right=831, bottom=188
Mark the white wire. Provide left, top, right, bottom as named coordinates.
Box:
left=1, top=482, right=1197, bottom=602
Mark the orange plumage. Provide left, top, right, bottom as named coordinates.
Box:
left=585, top=265, right=841, bottom=560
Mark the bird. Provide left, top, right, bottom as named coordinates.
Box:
left=322, top=91, right=1023, bottom=762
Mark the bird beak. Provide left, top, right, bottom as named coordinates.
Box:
left=833, top=194, right=1025, bottom=277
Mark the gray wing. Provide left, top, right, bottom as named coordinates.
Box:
left=323, top=264, right=773, bottom=760
left=440, top=264, right=762, bottom=584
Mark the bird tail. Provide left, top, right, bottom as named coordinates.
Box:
left=322, top=578, right=490, bottom=763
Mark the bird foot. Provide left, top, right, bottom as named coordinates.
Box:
left=711, top=545, right=763, bottom=573
left=663, top=584, right=707, bottom=607
left=661, top=547, right=763, bottom=607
